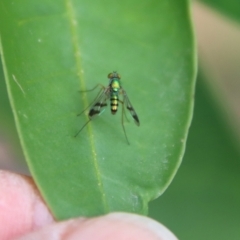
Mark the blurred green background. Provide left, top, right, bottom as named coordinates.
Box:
left=1, top=1, right=240, bottom=239
left=149, top=72, right=240, bottom=239
left=149, top=2, right=240, bottom=239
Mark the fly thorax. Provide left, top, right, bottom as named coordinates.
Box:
left=111, top=80, right=120, bottom=92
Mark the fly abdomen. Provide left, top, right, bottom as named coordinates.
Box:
left=110, top=95, right=118, bottom=114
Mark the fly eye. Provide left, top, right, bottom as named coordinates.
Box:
left=117, top=74, right=121, bottom=79
left=108, top=73, right=113, bottom=78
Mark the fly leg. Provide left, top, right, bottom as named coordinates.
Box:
left=74, top=118, right=91, bottom=137
left=118, top=99, right=130, bottom=145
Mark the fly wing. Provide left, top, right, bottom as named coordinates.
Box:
left=123, top=91, right=140, bottom=126
left=89, top=88, right=110, bottom=119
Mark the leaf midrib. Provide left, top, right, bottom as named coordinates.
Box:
left=65, top=0, right=108, bottom=211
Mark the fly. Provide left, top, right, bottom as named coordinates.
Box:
left=75, top=71, right=140, bottom=144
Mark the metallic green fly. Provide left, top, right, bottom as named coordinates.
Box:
left=75, top=71, right=140, bottom=144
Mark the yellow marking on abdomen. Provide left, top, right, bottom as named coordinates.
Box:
left=111, top=96, right=118, bottom=111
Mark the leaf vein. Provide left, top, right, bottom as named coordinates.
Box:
left=65, top=0, right=108, bottom=212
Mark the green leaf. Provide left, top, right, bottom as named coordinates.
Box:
left=0, top=0, right=196, bottom=219
left=198, top=0, right=240, bottom=22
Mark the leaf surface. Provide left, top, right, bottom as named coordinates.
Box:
left=0, top=0, right=196, bottom=219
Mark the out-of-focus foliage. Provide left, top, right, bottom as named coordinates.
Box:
left=198, top=0, right=240, bottom=22
left=149, top=72, right=240, bottom=240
